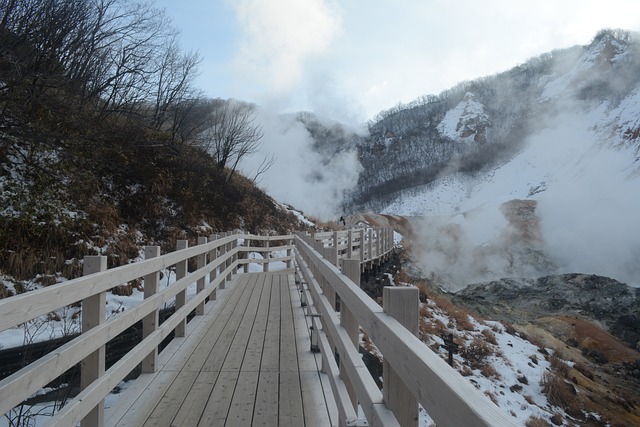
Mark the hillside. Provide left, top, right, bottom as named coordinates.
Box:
left=349, top=29, right=640, bottom=214
left=346, top=29, right=640, bottom=290
left=0, top=1, right=306, bottom=296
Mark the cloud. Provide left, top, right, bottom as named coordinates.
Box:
left=230, top=0, right=342, bottom=94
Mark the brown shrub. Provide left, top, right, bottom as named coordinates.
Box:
left=525, top=416, right=551, bottom=427
left=480, top=363, right=501, bottom=379
left=549, top=355, right=570, bottom=377
left=541, top=372, right=576, bottom=409
left=460, top=365, right=473, bottom=376
left=419, top=316, right=446, bottom=341
left=419, top=302, right=433, bottom=318
left=0, top=283, right=14, bottom=299
left=574, top=362, right=595, bottom=381
left=481, top=328, right=498, bottom=345
left=461, top=336, right=495, bottom=369
left=550, top=413, right=563, bottom=426
left=484, top=390, right=499, bottom=405
left=428, top=292, right=477, bottom=331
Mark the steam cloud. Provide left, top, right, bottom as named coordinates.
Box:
left=239, top=109, right=362, bottom=220
left=409, top=108, right=640, bottom=289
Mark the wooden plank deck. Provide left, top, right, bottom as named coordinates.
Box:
left=106, top=272, right=337, bottom=427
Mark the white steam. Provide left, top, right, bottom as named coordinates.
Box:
left=537, top=143, right=640, bottom=286
left=400, top=107, right=640, bottom=289
left=239, top=109, right=362, bottom=220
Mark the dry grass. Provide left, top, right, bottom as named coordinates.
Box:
left=480, top=363, right=501, bottom=379
left=419, top=313, right=446, bottom=341
left=573, top=362, right=595, bottom=381
left=525, top=416, right=551, bottom=427
left=541, top=372, right=576, bottom=409
left=483, top=390, right=499, bottom=405
left=481, top=328, right=498, bottom=345
left=428, top=292, right=476, bottom=331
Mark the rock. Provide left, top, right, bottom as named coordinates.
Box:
left=455, top=273, right=640, bottom=349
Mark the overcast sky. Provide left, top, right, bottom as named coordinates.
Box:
left=153, top=0, right=640, bottom=122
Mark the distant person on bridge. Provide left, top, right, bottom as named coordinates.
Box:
left=339, top=216, right=346, bottom=226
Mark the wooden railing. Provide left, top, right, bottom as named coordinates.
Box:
left=0, top=231, right=293, bottom=427
left=295, top=230, right=517, bottom=427
left=309, top=227, right=394, bottom=267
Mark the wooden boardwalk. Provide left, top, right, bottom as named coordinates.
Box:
left=106, top=272, right=337, bottom=427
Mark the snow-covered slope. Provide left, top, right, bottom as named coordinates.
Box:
left=377, top=30, right=640, bottom=288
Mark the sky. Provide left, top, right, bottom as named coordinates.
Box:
left=153, top=0, right=640, bottom=122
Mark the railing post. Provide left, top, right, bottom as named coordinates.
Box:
left=196, top=236, right=208, bottom=315
left=232, top=231, right=238, bottom=275
left=213, top=233, right=224, bottom=290
left=175, top=240, right=188, bottom=337
left=226, top=232, right=233, bottom=282
left=142, top=246, right=161, bottom=374
left=383, top=286, right=419, bottom=427
left=381, top=228, right=386, bottom=257
left=208, top=234, right=218, bottom=299
left=218, top=232, right=228, bottom=287
left=332, top=230, right=339, bottom=266
left=340, top=259, right=361, bottom=415
left=376, top=228, right=381, bottom=260
left=244, top=235, right=251, bottom=273
left=81, top=255, right=107, bottom=427
left=263, top=237, right=270, bottom=272
left=359, top=229, right=365, bottom=263
left=286, top=237, right=293, bottom=269
left=347, top=230, right=353, bottom=259
left=368, top=228, right=373, bottom=263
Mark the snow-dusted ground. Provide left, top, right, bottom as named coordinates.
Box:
left=363, top=273, right=561, bottom=427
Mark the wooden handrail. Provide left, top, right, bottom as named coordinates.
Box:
left=295, top=231, right=517, bottom=427
left=0, top=231, right=294, bottom=427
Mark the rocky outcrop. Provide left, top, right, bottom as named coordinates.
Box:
left=455, top=273, right=640, bottom=350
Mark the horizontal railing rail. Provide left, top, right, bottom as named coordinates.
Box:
left=294, top=231, right=517, bottom=427
left=307, top=228, right=394, bottom=268
left=0, top=231, right=293, bottom=427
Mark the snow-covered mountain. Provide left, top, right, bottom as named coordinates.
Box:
left=351, top=29, right=640, bottom=289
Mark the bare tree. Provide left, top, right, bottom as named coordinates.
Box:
left=149, top=37, right=201, bottom=130
left=250, top=152, right=276, bottom=185
left=198, top=99, right=264, bottom=182
left=169, top=95, right=212, bottom=145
